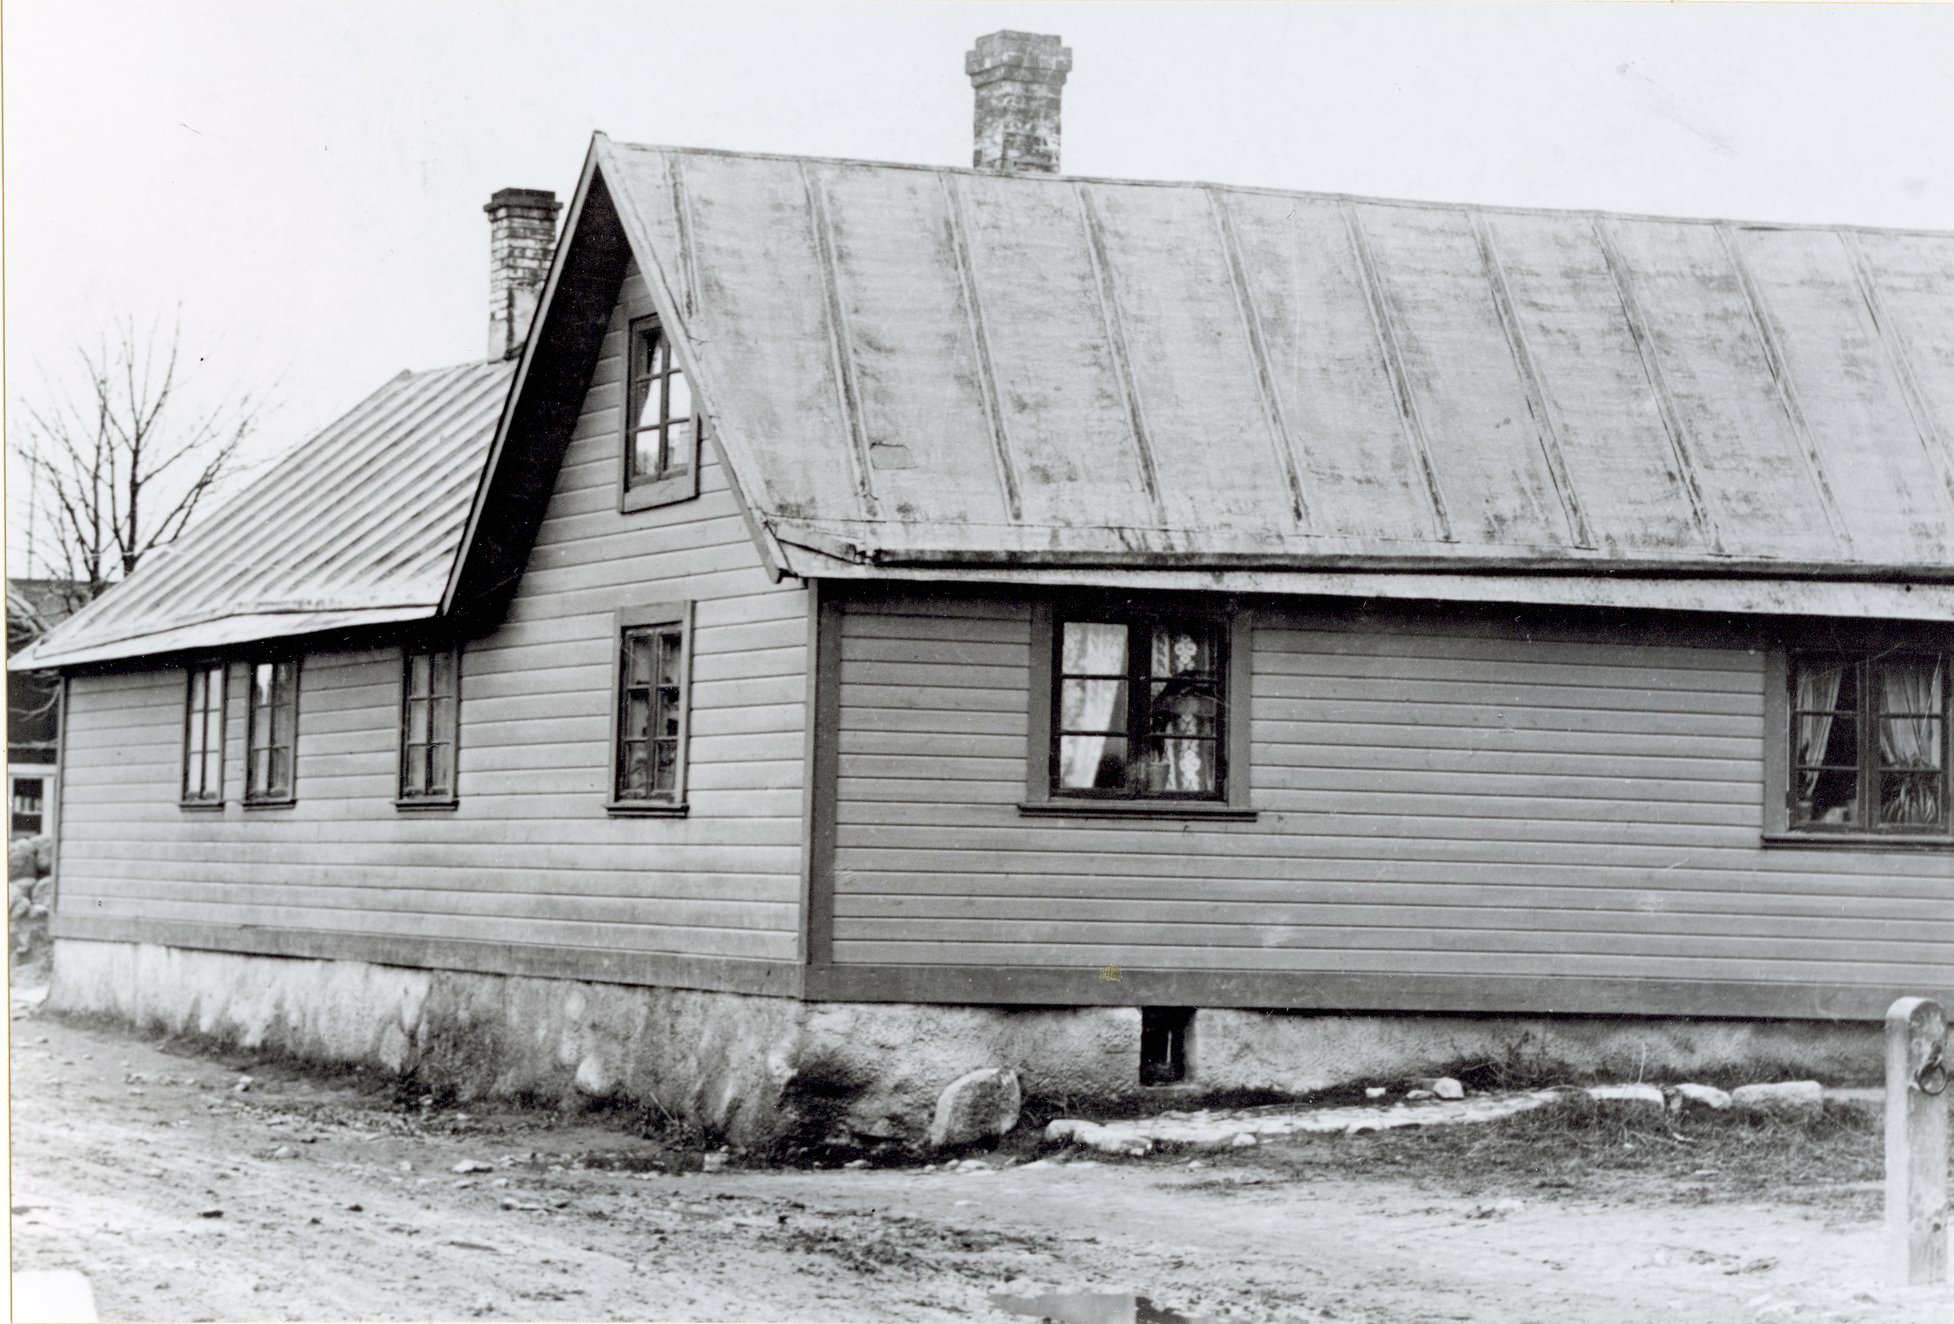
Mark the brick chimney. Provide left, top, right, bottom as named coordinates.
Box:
left=965, top=31, right=1072, bottom=174
left=484, top=187, right=561, bottom=362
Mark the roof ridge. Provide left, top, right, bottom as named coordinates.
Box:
left=604, top=139, right=1954, bottom=239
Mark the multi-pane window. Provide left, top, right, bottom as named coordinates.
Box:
left=12, top=778, right=46, bottom=836
left=181, top=663, right=225, bottom=804
left=1052, top=617, right=1226, bottom=800
left=1790, top=650, right=1948, bottom=834
left=399, top=647, right=459, bottom=804
left=624, top=317, right=695, bottom=497
left=612, top=604, right=691, bottom=809
left=245, top=660, right=299, bottom=804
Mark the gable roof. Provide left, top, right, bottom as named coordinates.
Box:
left=13, top=360, right=513, bottom=669
left=477, top=136, right=1950, bottom=618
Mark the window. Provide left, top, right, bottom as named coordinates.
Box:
left=244, top=660, right=299, bottom=805
left=609, top=602, right=692, bottom=814
left=11, top=778, right=46, bottom=836
left=398, top=647, right=460, bottom=806
left=1140, top=1008, right=1194, bottom=1086
left=181, top=663, right=225, bottom=805
left=1787, top=649, right=1947, bottom=838
left=1024, top=604, right=1254, bottom=817
left=620, top=316, right=700, bottom=510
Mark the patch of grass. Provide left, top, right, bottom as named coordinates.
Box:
left=1241, top=1093, right=1931, bottom=1210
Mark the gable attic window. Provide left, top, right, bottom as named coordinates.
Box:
left=607, top=601, right=692, bottom=816
left=244, top=659, right=299, bottom=806
left=397, top=646, right=460, bottom=808
left=620, top=316, right=701, bottom=512
left=1770, top=649, right=1949, bottom=846
left=1022, top=602, right=1255, bottom=819
left=180, top=663, right=225, bottom=807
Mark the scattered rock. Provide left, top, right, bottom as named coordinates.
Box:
left=1416, top=1077, right=1466, bottom=1100
left=499, top=1198, right=543, bottom=1212
left=444, top=1239, right=501, bottom=1253
left=397, top=1161, right=413, bottom=1173
left=271, top=1145, right=298, bottom=1160
left=1230, top=1133, right=1258, bottom=1148
left=1586, top=1084, right=1667, bottom=1110
left=842, top=1158, right=870, bottom=1170
left=1731, top=1081, right=1822, bottom=1120
left=1405, top=1089, right=1434, bottom=1101
left=451, top=1159, right=496, bottom=1174
left=346, top=1204, right=364, bottom=1213
left=1364, top=1086, right=1387, bottom=1099
left=927, top=1067, right=1022, bottom=1150
left=197, top=1208, right=223, bottom=1219
left=1043, top=1119, right=1151, bottom=1157
left=701, top=1153, right=728, bottom=1174
left=1186, top=1160, right=1207, bottom=1170
left=232, top=1077, right=253, bottom=1094
left=1667, top=1083, right=1733, bottom=1114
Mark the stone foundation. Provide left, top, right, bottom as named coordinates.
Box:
left=50, top=939, right=1882, bottom=1149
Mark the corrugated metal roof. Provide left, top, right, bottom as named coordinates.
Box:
left=597, top=139, right=1954, bottom=587
left=13, top=360, right=513, bottom=669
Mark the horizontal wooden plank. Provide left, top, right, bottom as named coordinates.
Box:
left=1253, top=642, right=1764, bottom=693
left=827, top=940, right=1948, bottom=985
left=1253, top=672, right=1762, bottom=717
left=54, top=913, right=803, bottom=999
left=839, top=636, right=1028, bottom=668
left=803, top=962, right=1929, bottom=1021
left=829, top=898, right=1948, bottom=948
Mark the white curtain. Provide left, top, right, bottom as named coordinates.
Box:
left=1150, top=628, right=1216, bottom=792
left=1059, top=624, right=1128, bottom=788
left=1879, top=658, right=1943, bottom=825
left=1795, top=661, right=1845, bottom=802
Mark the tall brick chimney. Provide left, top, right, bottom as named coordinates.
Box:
left=484, top=187, right=561, bottom=362
left=965, top=31, right=1072, bottom=174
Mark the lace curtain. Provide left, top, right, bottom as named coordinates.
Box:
left=1794, top=661, right=1844, bottom=803
left=1058, top=623, right=1128, bottom=788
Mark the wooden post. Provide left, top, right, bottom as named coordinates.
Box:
left=1886, top=996, right=1949, bottom=1287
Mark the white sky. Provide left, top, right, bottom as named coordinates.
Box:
left=5, top=1, right=1951, bottom=569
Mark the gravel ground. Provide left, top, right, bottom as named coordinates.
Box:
left=9, top=995, right=1950, bottom=1324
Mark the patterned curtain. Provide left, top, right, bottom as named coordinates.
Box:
left=1150, top=628, right=1216, bottom=793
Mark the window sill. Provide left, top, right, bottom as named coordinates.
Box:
left=1762, top=831, right=1951, bottom=853
left=178, top=800, right=226, bottom=812
left=1018, top=800, right=1257, bottom=822
left=242, top=798, right=297, bottom=811
left=395, top=798, right=459, bottom=813
left=619, top=471, right=698, bottom=513
left=606, top=800, right=690, bottom=818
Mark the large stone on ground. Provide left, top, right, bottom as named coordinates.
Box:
left=1730, top=1080, right=1823, bottom=1119
left=1585, top=1084, right=1666, bottom=1109
left=1666, top=1083, right=1732, bottom=1114
left=928, top=1067, right=1021, bottom=1149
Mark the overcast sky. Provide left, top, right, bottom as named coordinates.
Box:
left=5, top=2, right=1951, bottom=569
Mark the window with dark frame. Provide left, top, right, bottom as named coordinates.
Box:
left=624, top=317, right=694, bottom=493
left=12, top=778, right=46, bottom=836
left=1052, top=616, right=1226, bottom=800
left=1789, top=649, right=1948, bottom=835
left=245, top=660, right=299, bottom=804
left=399, top=647, right=459, bottom=804
left=181, top=663, right=225, bottom=804
left=615, top=621, right=687, bottom=804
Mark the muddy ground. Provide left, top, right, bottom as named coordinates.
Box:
left=8, top=997, right=1950, bottom=1324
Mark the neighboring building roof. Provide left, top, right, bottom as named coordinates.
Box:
left=568, top=138, right=1954, bottom=613
left=13, top=361, right=513, bottom=669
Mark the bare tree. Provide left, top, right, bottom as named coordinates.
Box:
left=14, top=315, right=265, bottom=611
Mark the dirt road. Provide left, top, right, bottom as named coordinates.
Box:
left=8, top=1001, right=1947, bottom=1323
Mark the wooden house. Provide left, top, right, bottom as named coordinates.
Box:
left=15, top=33, right=1951, bottom=1140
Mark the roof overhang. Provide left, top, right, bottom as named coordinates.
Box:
left=9, top=605, right=436, bottom=671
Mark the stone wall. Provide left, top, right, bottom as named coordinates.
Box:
left=50, top=939, right=1883, bottom=1150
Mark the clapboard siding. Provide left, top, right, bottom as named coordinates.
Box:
left=826, top=591, right=1954, bottom=1008
left=54, top=261, right=809, bottom=984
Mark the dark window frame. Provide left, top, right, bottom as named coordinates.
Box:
left=243, top=658, right=300, bottom=808
left=1764, top=644, right=1952, bottom=850
left=619, top=315, right=702, bottom=513
left=1022, top=599, right=1255, bottom=820
left=397, top=645, right=461, bottom=810
left=606, top=600, right=693, bottom=817
left=180, top=661, right=227, bottom=808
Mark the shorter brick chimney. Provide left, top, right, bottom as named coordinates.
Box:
left=484, top=187, right=561, bottom=362
left=965, top=30, right=1072, bottom=174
